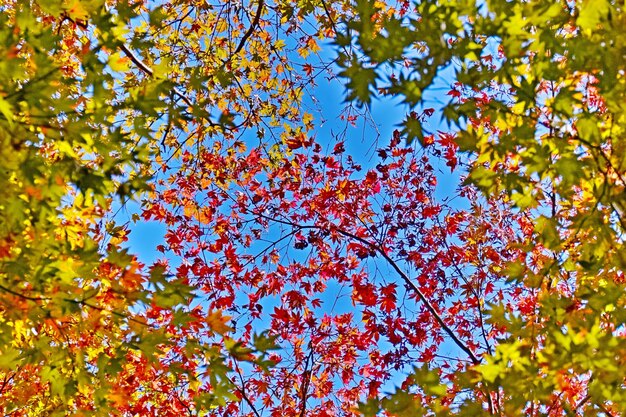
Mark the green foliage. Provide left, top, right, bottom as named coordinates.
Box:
left=343, top=0, right=626, bottom=415
left=0, top=0, right=247, bottom=413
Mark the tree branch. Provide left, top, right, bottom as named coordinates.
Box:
left=299, top=347, right=314, bottom=417
left=230, top=0, right=265, bottom=59
left=253, top=213, right=482, bottom=365
left=331, top=226, right=482, bottom=364
left=435, top=217, right=493, bottom=356
left=0, top=283, right=152, bottom=328
left=118, top=44, right=197, bottom=110
left=231, top=363, right=263, bottom=417
left=0, top=284, right=48, bottom=302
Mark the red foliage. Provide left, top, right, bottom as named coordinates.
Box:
left=146, top=130, right=533, bottom=416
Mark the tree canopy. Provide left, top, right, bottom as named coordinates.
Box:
left=1, top=0, right=625, bottom=416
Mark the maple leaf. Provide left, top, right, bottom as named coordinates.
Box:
left=379, top=284, right=397, bottom=314
left=206, top=310, right=233, bottom=335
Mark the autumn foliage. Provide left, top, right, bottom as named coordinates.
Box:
left=1, top=0, right=625, bottom=416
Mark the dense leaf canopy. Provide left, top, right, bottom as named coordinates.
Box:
left=0, top=0, right=625, bottom=416
left=342, top=0, right=626, bottom=415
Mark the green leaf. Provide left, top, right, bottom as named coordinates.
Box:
left=402, top=115, right=423, bottom=145
left=338, top=57, right=377, bottom=106
left=0, top=96, right=14, bottom=126
left=411, top=364, right=448, bottom=397
left=0, top=347, right=20, bottom=369
left=357, top=397, right=380, bottom=417
left=534, top=215, right=561, bottom=250
left=382, top=390, right=424, bottom=417
left=252, top=331, right=279, bottom=352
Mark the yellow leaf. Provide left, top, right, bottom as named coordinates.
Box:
left=578, top=0, right=610, bottom=34
left=66, top=0, right=89, bottom=21
left=109, top=52, right=130, bottom=72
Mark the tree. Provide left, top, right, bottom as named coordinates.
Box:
left=339, top=0, right=626, bottom=415
left=3, top=0, right=625, bottom=416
